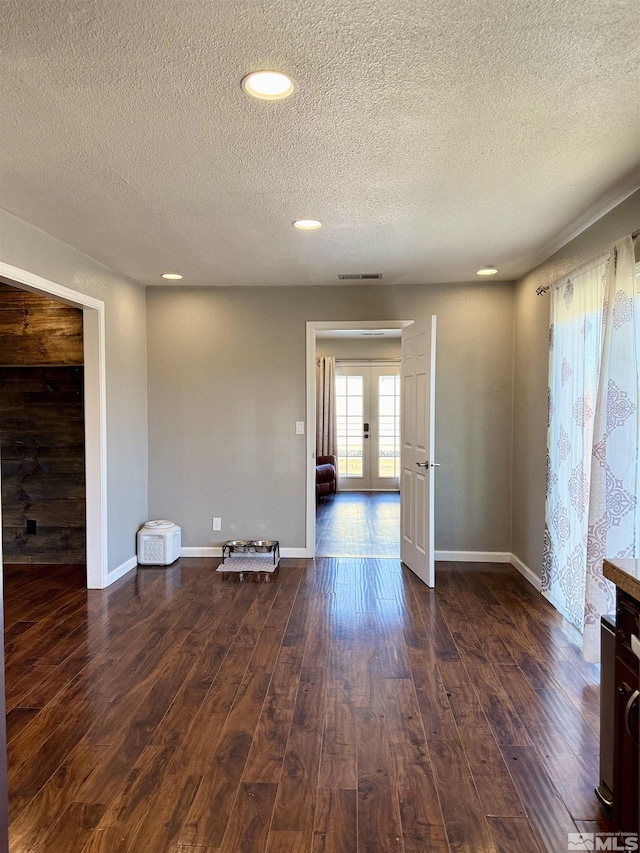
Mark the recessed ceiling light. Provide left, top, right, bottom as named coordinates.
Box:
left=476, top=267, right=498, bottom=276
left=161, top=273, right=183, bottom=280
left=293, top=219, right=322, bottom=230
left=241, top=71, right=296, bottom=100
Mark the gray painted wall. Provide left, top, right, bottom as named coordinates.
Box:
left=0, top=209, right=149, bottom=573
left=512, top=190, right=640, bottom=578
left=316, top=336, right=401, bottom=360
left=146, top=281, right=515, bottom=552
left=4, top=186, right=632, bottom=573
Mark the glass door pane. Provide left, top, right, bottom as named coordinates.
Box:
left=336, top=374, right=364, bottom=479
left=378, top=374, right=400, bottom=478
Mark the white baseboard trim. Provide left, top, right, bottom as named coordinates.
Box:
left=181, top=547, right=221, bottom=557
left=106, top=555, right=138, bottom=585
left=433, top=550, right=542, bottom=592
left=180, top=547, right=541, bottom=594
left=510, top=553, right=542, bottom=591
left=180, top=546, right=311, bottom=559
left=435, top=550, right=511, bottom=563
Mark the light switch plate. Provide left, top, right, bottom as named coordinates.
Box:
left=296, top=421, right=305, bottom=434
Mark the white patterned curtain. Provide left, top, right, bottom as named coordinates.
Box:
left=543, top=235, right=639, bottom=662
left=316, top=356, right=337, bottom=459
left=584, top=237, right=640, bottom=658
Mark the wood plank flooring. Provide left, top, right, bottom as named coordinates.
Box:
left=316, top=492, right=400, bottom=558
left=3, top=558, right=610, bottom=852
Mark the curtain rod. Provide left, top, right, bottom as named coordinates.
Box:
left=535, top=229, right=639, bottom=296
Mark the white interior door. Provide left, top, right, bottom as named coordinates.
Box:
left=336, top=365, right=400, bottom=491
left=400, top=317, right=437, bottom=587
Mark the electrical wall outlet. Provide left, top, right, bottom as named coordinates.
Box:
left=212, top=517, right=222, bottom=531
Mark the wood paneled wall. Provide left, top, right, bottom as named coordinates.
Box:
left=0, top=283, right=85, bottom=564
left=0, top=283, right=83, bottom=366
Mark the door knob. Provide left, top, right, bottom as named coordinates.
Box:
left=416, top=461, right=440, bottom=468
left=416, top=461, right=428, bottom=468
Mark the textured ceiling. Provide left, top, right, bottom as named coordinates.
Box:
left=1, top=0, right=638, bottom=287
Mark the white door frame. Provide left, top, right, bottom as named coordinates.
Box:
left=305, top=320, right=413, bottom=556
left=0, top=262, right=108, bottom=589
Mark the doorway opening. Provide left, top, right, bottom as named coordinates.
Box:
left=305, top=321, right=413, bottom=559
left=0, top=282, right=86, bottom=575
left=0, top=262, right=107, bottom=589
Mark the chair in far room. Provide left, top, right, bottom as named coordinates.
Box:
left=316, top=454, right=337, bottom=499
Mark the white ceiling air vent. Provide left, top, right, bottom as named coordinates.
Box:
left=337, top=273, right=382, bottom=280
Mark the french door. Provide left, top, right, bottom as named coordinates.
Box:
left=335, top=364, right=400, bottom=491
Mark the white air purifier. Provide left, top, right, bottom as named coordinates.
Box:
left=137, top=520, right=181, bottom=566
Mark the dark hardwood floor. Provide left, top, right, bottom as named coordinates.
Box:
left=316, top=491, right=400, bottom=558
left=2, top=558, right=610, bottom=852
